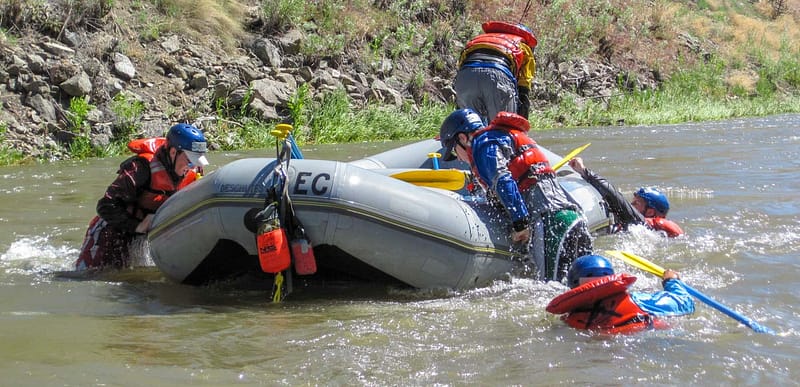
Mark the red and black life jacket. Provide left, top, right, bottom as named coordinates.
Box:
left=126, top=137, right=198, bottom=218
left=645, top=217, right=684, bottom=238
left=460, top=21, right=537, bottom=76
left=468, top=112, right=554, bottom=191
left=546, top=273, right=669, bottom=334
left=461, top=33, right=529, bottom=77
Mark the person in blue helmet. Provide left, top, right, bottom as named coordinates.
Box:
left=546, top=254, right=694, bottom=334
left=568, top=157, right=684, bottom=238
left=454, top=21, right=538, bottom=123
left=440, top=108, right=593, bottom=281
left=75, top=123, right=210, bottom=270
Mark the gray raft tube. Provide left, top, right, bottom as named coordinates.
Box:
left=147, top=141, right=609, bottom=288
left=351, top=139, right=609, bottom=232
left=147, top=157, right=527, bottom=288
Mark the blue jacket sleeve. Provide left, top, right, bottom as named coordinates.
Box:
left=629, top=279, right=695, bottom=317
left=471, top=135, right=529, bottom=223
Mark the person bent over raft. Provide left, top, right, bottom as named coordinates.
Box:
left=546, top=254, right=695, bottom=334
left=75, top=123, right=210, bottom=270
left=454, top=21, right=537, bottom=123
left=439, top=109, right=593, bottom=281
left=568, top=157, right=684, bottom=238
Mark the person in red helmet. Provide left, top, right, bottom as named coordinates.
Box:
left=547, top=254, right=694, bottom=334
left=75, top=123, right=210, bottom=270
left=454, top=21, right=538, bottom=123
left=568, top=157, right=684, bottom=238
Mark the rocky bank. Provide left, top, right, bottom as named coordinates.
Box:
left=0, top=3, right=650, bottom=162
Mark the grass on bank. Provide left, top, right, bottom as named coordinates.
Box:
left=3, top=0, right=800, bottom=166
left=3, top=57, right=800, bottom=167
left=0, top=122, right=26, bottom=165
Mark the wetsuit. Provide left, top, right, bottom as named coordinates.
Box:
left=577, top=167, right=684, bottom=237
left=76, top=146, right=189, bottom=269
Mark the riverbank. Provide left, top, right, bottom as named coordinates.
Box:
left=2, top=0, right=800, bottom=166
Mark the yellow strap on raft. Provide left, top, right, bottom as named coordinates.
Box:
left=271, top=272, right=284, bottom=303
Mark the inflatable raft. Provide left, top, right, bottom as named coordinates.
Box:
left=147, top=140, right=610, bottom=289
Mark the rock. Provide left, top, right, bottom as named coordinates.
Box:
left=112, top=53, right=136, bottom=81
left=41, top=42, right=75, bottom=57
left=26, top=54, right=46, bottom=74
left=252, top=38, right=282, bottom=67
left=277, top=29, right=304, bottom=55
left=24, top=94, right=57, bottom=123
left=160, top=35, right=182, bottom=54
left=250, top=78, right=291, bottom=107
left=61, top=30, right=82, bottom=47
left=60, top=71, right=93, bottom=97
left=248, top=98, right=279, bottom=121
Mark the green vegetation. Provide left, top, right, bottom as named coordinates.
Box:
left=110, top=92, right=145, bottom=140
left=2, top=0, right=800, bottom=166
left=66, top=96, right=93, bottom=134
left=0, top=122, right=26, bottom=165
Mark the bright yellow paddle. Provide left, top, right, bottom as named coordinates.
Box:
left=604, top=250, right=776, bottom=334
left=390, top=169, right=468, bottom=191
left=552, top=143, right=591, bottom=171
left=605, top=250, right=664, bottom=276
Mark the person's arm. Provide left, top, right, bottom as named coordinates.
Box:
left=629, top=269, right=695, bottom=316
left=472, top=136, right=530, bottom=239
left=96, top=157, right=151, bottom=233
left=569, top=157, right=645, bottom=226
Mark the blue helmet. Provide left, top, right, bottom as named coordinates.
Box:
left=167, top=123, right=209, bottom=166
left=635, top=187, right=670, bottom=215
left=439, top=109, right=484, bottom=161
left=567, top=254, right=615, bottom=288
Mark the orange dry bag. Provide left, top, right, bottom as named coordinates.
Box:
left=255, top=203, right=291, bottom=273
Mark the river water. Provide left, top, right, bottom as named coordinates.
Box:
left=1, top=114, right=798, bottom=385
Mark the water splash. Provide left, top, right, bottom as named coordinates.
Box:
left=0, top=235, right=77, bottom=274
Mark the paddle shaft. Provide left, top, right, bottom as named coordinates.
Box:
left=679, top=280, right=775, bottom=334
left=552, top=143, right=591, bottom=171
left=605, top=250, right=775, bottom=334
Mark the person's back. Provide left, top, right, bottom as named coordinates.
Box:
left=454, top=21, right=537, bottom=123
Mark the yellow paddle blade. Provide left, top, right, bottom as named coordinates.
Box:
left=604, top=250, right=665, bottom=277
left=552, top=143, right=591, bottom=171
left=390, top=169, right=467, bottom=191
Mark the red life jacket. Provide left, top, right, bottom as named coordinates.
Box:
left=546, top=273, right=669, bottom=334
left=482, top=21, right=538, bottom=48
left=468, top=112, right=554, bottom=191
left=645, top=217, right=684, bottom=238
left=461, top=33, right=529, bottom=77
left=126, top=138, right=198, bottom=218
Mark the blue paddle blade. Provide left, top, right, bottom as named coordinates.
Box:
left=680, top=280, right=775, bottom=335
